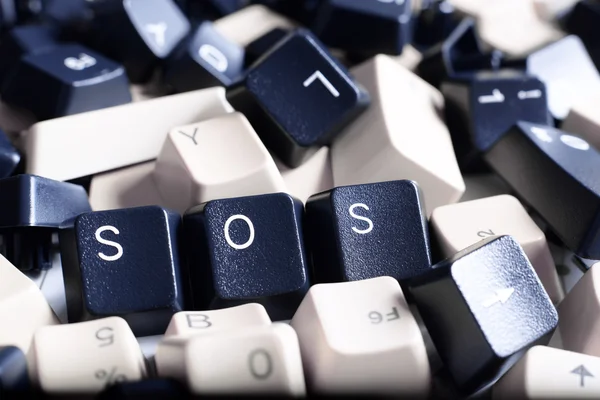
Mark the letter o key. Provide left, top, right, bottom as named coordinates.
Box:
left=224, top=214, right=255, bottom=250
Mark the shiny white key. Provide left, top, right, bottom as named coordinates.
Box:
left=0, top=254, right=58, bottom=352
left=213, top=5, right=296, bottom=47
left=22, top=87, right=233, bottom=182
left=562, top=94, right=600, bottom=151
left=430, top=195, right=563, bottom=303
left=164, top=304, right=271, bottom=337
left=331, top=55, right=464, bottom=215
left=290, top=276, right=430, bottom=395
left=157, top=323, right=306, bottom=396
left=273, top=147, right=333, bottom=203
left=89, top=161, right=164, bottom=211
left=29, top=317, right=146, bottom=394
left=494, top=346, right=600, bottom=399
left=559, top=262, right=600, bottom=356
left=153, top=112, right=286, bottom=213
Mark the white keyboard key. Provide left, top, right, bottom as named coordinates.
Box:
left=533, top=0, right=580, bottom=20
left=331, top=55, right=465, bottom=215
left=273, top=147, right=333, bottom=203
left=29, top=317, right=146, bottom=394
left=89, top=161, right=163, bottom=211
left=559, top=262, right=600, bottom=356
left=153, top=112, right=286, bottom=213
left=494, top=346, right=600, bottom=399
left=562, top=94, right=600, bottom=151
left=290, top=276, right=430, bottom=395
left=0, top=254, right=58, bottom=352
left=213, top=5, right=296, bottom=47
left=164, top=304, right=271, bottom=337
left=394, top=44, right=422, bottom=71
left=22, top=87, right=234, bottom=182
left=157, top=323, right=306, bottom=396
left=430, top=195, right=564, bottom=303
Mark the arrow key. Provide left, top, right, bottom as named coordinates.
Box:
left=495, top=346, right=600, bottom=398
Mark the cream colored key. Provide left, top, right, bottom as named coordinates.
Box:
left=393, top=44, right=422, bottom=71
left=0, top=254, right=58, bottom=352
left=430, top=195, right=563, bottom=303
left=562, top=94, right=600, bottom=151
left=153, top=112, right=286, bottom=213
left=559, top=263, right=600, bottom=356
left=213, top=5, right=296, bottom=47
left=89, top=162, right=164, bottom=211
left=164, top=303, right=271, bottom=337
left=22, top=87, right=233, bottom=182
left=29, top=317, right=146, bottom=394
left=273, top=147, right=333, bottom=203
left=331, top=55, right=464, bottom=215
left=157, top=323, right=305, bottom=396
left=494, top=346, right=600, bottom=399
left=533, top=0, right=579, bottom=20
left=290, top=277, right=430, bottom=395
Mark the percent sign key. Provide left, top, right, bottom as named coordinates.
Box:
left=95, top=367, right=128, bottom=387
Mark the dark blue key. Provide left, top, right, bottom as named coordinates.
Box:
left=89, top=0, right=190, bottom=83
left=253, top=0, right=323, bottom=25
left=183, top=192, right=310, bottom=320
left=0, top=174, right=91, bottom=271
left=305, top=180, right=431, bottom=283
left=244, top=27, right=288, bottom=67
left=413, top=0, right=461, bottom=51
left=177, top=0, right=247, bottom=20
left=409, top=235, right=557, bottom=393
left=164, top=21, right=244, bottom=92
left=442, top=70, right=552, bottom=169
left=563, top=0, right=600, bottom=71
left=59, top=206, right=186, bottom=336
left=2, top=43, right=131, bottom=120
left=226, top=29, right=369, bottom=168
left=97, top=378, right=189, bottom=399
left=0, top=347, right=30, bottom=397
left=0, top=129, right=20, bottom=178
left=312, top=0, right=412, bottom=57
left=485, top=121, right=600, bottom=259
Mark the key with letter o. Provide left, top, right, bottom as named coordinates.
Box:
left=183, top=192, right=310, bottom=320
left=59, top=206, right=186, bottom=336
left=305, top=180, right=432, bottom=283
left=29, top=317, right=146, bottom=394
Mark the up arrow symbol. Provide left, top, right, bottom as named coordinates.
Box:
left=571, top=365, right=594, bottom=387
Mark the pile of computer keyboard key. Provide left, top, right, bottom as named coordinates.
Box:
left=0, top=0, right=599, bottom=398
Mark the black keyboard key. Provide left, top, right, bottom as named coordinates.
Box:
left=413, top=0, right=460, bottom=51
left=484, top=121, right=600, bottom=259
left=305, top=180, right=431, bottom=283
left=90, top=0, right=190, bottom=83
left=442, top=70, right=552, bottom=169
left=177, top=0, right=247, bottom=20
left=253, top=0, right=322, bottom=25
left=312, top=0, right=412, bottom=57
left=0, top=174, right=91, bottom=271
left=563, top=0, right=600, bottom=71
left=164, top=21, right=244, bottom=92
left=2, top=44, right=131, bottom=120
left=226, top=29, right=369, bottom=168
left=409, top=235, right=557, bottom=393
left=183, top=192, right=310, bottom=320
left=59, top=206, right=186, bottom=336
left=244, top=27, right=288, bottom=67
left=98, top=378, right=189, bottom=400
left=0, top=130, right=20, bottom=178
left=0, top=347, right=30, bottom=397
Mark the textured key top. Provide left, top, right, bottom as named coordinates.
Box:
left=89, top=0, right=190, bottom=83
left=331, top=55, right=464, bottom=215
left=226, top=29, right=369, bottom=168
left=563, top=0, right=600, bottom=71
left=430, top=195, right=563, bottom=303
left=22, top=87, right=233, bottom=181
left=244, top=27, right=288, bottom=67
left=59, top=206, right=186, bottom=336
left=183, top=192, right=309, bottom=320
left=312, top=0, right=412, bottom=57
left=165, top=304, right=271, bottom=337
left=291, top=277, right=430, bottom=395
left=156, top=323, right=306, bottom=396
left=0, top=254, right=58, bottom=352
left=526, top=35, right=600, bottom=120
left=495, top=346, right=600, bottom=399
left=2, top=44, right=131, bottom=120
left=0, top=347, right=29, bottom=397
left=0, top=129, right=20, bottom=178
left=559, top=262, right=600, bottom=356
left=442, top=70, right=551, bottom=168
left=164, top=21, right=245, bottom=92
left=153, top=113, right=286, bottom=213
left=0, top=174, right=91, bottom=271
left=305, top=180, right=431, bottom=283
left=484, top=122, right=600, bottom=259
left=30, top=317, right=147, bottom=394
left=409, top=235, right=558, bottom=393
